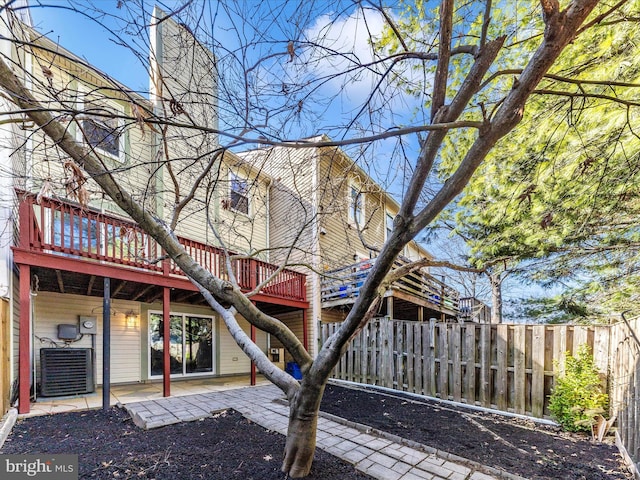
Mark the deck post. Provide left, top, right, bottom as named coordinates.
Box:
left=18, top=263, right=30, bottom=414
left=102, top=278, right=111, bottom=410
left=163, top=287, right=171, bottom=397
left=386, top=296, right=394, bottom=319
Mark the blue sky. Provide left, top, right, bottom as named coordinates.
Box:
left=29, top=1, right=151, bottom=93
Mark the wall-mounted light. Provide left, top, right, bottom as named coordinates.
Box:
left=125, top=311, right=138, bottom=328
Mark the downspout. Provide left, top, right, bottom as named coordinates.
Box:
left=310, top=148, right=320, bottom=358
left=265, top=177, right=271, bottom=262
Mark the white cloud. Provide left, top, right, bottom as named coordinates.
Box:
left=299, top=7, right=389, bottom=107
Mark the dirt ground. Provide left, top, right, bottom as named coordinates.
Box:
left=1, top=408, right=371, bottom=479
left=321, top=383, right=633, bottom=480
left=1, top=382, right=633, bottom=479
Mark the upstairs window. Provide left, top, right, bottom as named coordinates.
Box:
left=349, top=184, right=363, bottom=226
left=230, top=172, right=249, bottom=215
left=77, top=96, right=126, bottom=163
left=83, top=115, right=121, bottom=159
left=386, top=212, right=394, bottom=240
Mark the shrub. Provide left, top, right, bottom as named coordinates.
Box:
left=548, top=344, right=609, bottom=433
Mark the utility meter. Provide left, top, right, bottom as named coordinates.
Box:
left=79, top=316, right=98, bottom=334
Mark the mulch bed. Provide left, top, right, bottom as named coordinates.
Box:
left=321, top=382, right=633, bottom=480
left=1, top=383, right=634, bottom=479
left=1, top=408, right=371, bottom=479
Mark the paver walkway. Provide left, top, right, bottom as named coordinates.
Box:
left=123, top=384, right=522, bottom=480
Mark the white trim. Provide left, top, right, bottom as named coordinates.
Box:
left=348, top=181, right=365, bottom=227
left=228, top=170, right=251, bottom=216
left=385, top=211, right=394, bottom=241
left=75, top=85, right=127, bottom=164
left=311, top=148, right=320, bottom=358
left=147, top=310, right=217, bottom=379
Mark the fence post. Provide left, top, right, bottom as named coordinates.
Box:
left=381, top=317, right=394, bottom=388
left=513, top=325, right=526, bottom=415
left=464, top=324, right=476, bottom=406
left=479, top=324, right=491, bottom=408
left=438, top=323, right=449, bottom=401
left=452, top=323, right=462, bottom=403
left=531, top=325, right=546, bottom=417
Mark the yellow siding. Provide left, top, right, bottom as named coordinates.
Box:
left=269, top=310, right=305, bottom=364
left=244, top=146, right=317, bottom=268
left=218, top=315, right=267, bottom=375
left=317, top=147, right=387, bottom=269
left=23, top=46, right=155, bottom=217
left=33, top=292, right=141, bottom=385
left=321, top=308, right=347, bottom=324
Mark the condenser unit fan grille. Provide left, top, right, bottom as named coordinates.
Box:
left=40, top=348, right=94, bottom=396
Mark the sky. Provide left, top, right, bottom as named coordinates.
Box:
left=29, top=1, right=152, bottom=93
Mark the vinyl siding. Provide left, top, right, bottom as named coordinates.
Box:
left=22, top=46, right=155, bottom=216
left=320, top=308, right=347, bottom=324
left=244, top=146, right=317, bottom=268
left=32, top=292, right=141, bottom=385
left=317, top=147, right=386, bottom=269
left=217, top=315, right=267, bottom=375
left=268, top=310, right=305, bottom=364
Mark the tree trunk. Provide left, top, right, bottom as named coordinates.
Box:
left=490, top=273, right=503, bottom=324
left=282, top=378, right=326, bottom=478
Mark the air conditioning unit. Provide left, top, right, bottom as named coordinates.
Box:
left=40, top=348, right=94, bottom=397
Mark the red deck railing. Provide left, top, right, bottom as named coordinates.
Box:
left=17, top=192, right=306, bottom=303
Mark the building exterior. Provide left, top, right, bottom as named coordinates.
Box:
left=0, top=4, right=466, bottom=417
left=0, top=7, right=307, bottom=414
left=241, top=141, right=461, bottom=358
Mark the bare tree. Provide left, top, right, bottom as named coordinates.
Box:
left=0, top=0, right=626, bottom=476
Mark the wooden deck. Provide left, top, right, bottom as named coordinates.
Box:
left=320, top=258, right=459, bottom=316
left=13, top=191, right=307, bottom=307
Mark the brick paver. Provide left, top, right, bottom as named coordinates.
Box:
left=123, top=384, right=523, bottom=480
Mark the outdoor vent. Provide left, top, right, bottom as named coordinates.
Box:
left=40, top=348, right=94, bottom=397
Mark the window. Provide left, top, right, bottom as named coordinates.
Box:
left=349, top=184, right=363, bottom=226
left=386, top=212, right=394, bottom=240
left=149, top=312, right=214, bottom=377
left=230, top=173, right=249, bottom=215
left=83, top=116, right=121, bottom=158
left=52, top=210, right=99, bottom=253
left=77, top=95, right=126, bottom=163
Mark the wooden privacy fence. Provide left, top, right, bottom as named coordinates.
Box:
left=609, top=317, right=640, bottom=474
left=321, top=318, right=610, bottom=418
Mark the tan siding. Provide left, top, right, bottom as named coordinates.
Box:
left=33, top=292, right=141, bottom=385
left=24, top=48, right=155, bottom=216
left=248, top=146, right=317, bottom=268
left=317, top=147, right=384, bottom=269
left=321, top=309, right=347, bottom=324
left=218, top=315, right=267, bottom=375
left=269, top=310, right=305, bottom=365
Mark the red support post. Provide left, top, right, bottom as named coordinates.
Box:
left=18, top=264, right=31, bottom=414
left=18, top=196, right=31, bottom=250
left=163, top=287, right=171, bottom=397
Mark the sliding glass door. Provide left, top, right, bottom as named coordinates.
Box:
left=149, top=312, right=215, bottom=377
